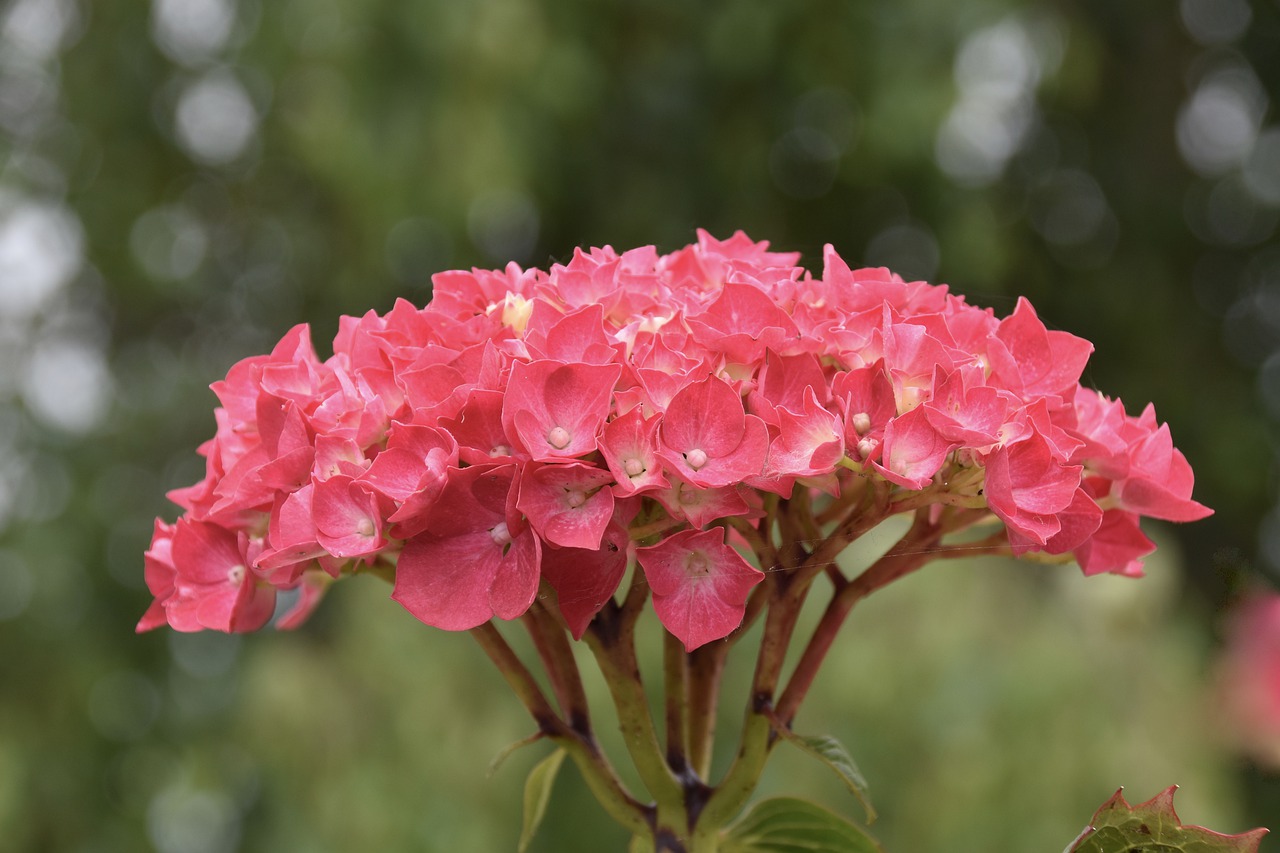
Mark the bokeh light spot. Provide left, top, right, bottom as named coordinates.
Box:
left=864, top=223, right=940, bottom=282
left=147, top=784, right=241, bottom=853
left=769, top=127, right=840, bottom=199
left=1179, top=0, right=1251, bottom=46
left=1176, top=63, right=1267, bottom=176
left=1243, top=126, right=1280, bottom=207
left=150, top=0, right=237, bottom=66
left=21, top=338, right=113, bottom=433
left=174, top=70, right=259, bottom=166
left=0, top=198, right=83, bottom=318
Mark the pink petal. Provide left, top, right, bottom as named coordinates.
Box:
left=636, top=528, right=764, bottom=651
left=874, top=406, right=955, bottom=489
left=502, top=360, right=621, bottom=461
left=1074, top=510, right=1156, bottom=577
left=660, top=375, right=749, bottom=458
left=988, top=297, right=1093, bottom=400
left=984, top=429, right=1082, bottom=546
left=652, top=476, right=752, bottom=528
left=765, top=386, right=844, bottom=478
left=540, top=523, right=630, bottom=639
left=312, top=474, right=385, bottom=559
left=600, top=407, right=670, bottom=496
left=516, top=462, right=616, bottom=550
left=394, top=530, right=505, bottom=630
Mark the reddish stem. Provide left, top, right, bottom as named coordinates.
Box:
left=774, top=512, right=943, bottom=726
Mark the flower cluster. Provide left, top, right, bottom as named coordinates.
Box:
left=140, top=231, right=1209, bottom=649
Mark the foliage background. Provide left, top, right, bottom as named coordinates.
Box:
left=1, top=0, right=1278, bottom=849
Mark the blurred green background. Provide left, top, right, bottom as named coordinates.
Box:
left=2, top=0, right=1279, bottom=849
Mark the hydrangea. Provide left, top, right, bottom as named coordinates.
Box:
left=140, top=230, right=1209, bottom=650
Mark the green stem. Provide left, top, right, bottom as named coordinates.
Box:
left=470, top=622, right=651, bottom=837
left=558, top=738, right=653, bottom=839
left=698, top=576, right=804, bottom=831
left=585, top=604, right=684, bottom=811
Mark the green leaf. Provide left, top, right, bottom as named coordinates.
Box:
left=770, top=725, right=876, bottom=823
left=518, top=748, right=566, bottom=853
left=1066, top=787, right=1268, bottom=853
left=721, top=797, right=884, bottom=853
left=486, top=731, right=545, bottom=777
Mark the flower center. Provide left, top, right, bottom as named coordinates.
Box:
left=490, top=444, right=511, bottom=457
left=565, top=490, right=587, bottom=509
left=851, top=412, right=872, bottom=436
left=547, top=426, right=572, bottom=450
left=490, top=522, right=512, bottom=547
left=624, top=458, right=645, bottom=477
left=227, top=564, right=246, bottom=585
left=356, top=519, right=374, bottom=537
left=685, top=448, right=708, bottom=470
left=687, top=552, right=711, bottom=575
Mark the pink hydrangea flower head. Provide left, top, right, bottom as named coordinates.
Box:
left=141, top=230, right=1212, bottom=637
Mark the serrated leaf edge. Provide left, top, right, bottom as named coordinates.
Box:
left=1068, top=786, right=1269, bottom=853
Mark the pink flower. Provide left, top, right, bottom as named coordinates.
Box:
left=653, top=477, right=753, bottom=529
left=137, top=520, right=177, bottom=632
left=872, top=405, right=956, bottom=490
left=686, top=282, right=801, bottom=364
left=832, top=361, right=897, bottom=464
left=658, top=375, right=769, bottom=489
left=502, top=360, right=621, bottom=461
left=516, top=462, right=616, bottom=550
left=599, top=407, right=670, bottom=496
left=392, top=464, right=541, bottom=631
left=922, top=366, right=1008, bottom=446
left=986, top=297, right=1093, bottom=402
left=636, top=528, right=765, bottom=651
left=759, top=386, right=844, bottom=484
left=1113, top=423, right=1212, bottom=523
left=148, top=519, right=276, bottom=633
left=983, top=428, right=1083, bottom=548
left=311, top=474, right=389, bottom=559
